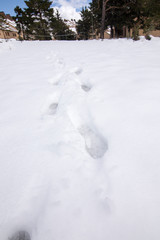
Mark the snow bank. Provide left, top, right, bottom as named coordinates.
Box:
left=0, top=38, right=160, bottom=240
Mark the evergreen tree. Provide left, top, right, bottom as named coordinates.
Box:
left=129, top=0, right=160, bottom=40
left=14, top=6, right=28, bottom=40
left=23, top=0, right=54, bottom=40
left=89, top=0, right=102, bottom=35
left=77, top=0, right=138, bottom=40
left=76, top=7, right=93, bottom=40
left=140, top=0, right=160, bottom=39
left=51, top=10, right=76, bottom=40
left=100, top=0, right=137, bottom=39
left=14, top=0, right=76, bottom=40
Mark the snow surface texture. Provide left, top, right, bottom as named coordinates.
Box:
left=0, top=38, right=160, bottom=240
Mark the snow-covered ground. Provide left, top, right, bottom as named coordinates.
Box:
left=0, top=38, right=160, bottom=240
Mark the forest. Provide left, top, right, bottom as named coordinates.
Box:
left=77, top=0, right=160, bottom=40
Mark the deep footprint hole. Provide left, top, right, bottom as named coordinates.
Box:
left=9, top=230, right=31, bottom=240
left=81, top=84, right=92, bottom=92
left=79, top=126, right=108, bottom=159
left=48, top=103, right=58, bottom=115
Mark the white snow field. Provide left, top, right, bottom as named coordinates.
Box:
left=0, top=38, right=160, bottom=240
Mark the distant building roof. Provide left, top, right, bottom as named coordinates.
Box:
left=0, top=11, right=6, bottom=18
left=0, top=12, right=13, bottom=20
left=6, top=14, right=14, bottom=21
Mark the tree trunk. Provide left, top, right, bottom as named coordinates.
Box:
left=126, top=26, right=129, bottom=38
left=132, top=22, right=140, bottom=41
left=111, top=25, right=113, bottom=38
left=123, top=26, right=126, bottom=38
left=100, top=0, right=107, bottom=39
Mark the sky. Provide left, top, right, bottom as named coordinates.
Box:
left=0, top=0, right=90, bottom=20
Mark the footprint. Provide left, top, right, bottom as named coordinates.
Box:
left=81, top=84, right=92, bottom=92
left=79, top=125, right=108, bottom=159
left=41, top=93, right=61, bottom=116
left=46, top=52, right=57, bottom=62
left=69, top=67, right=83, bottom=75
left=9, top=230, right=31, bottom=240
left=48, top=73, right=63, bottom=85
left=48, top=103, right=58, bottom=115
left=55, top=58, right=65, bottom=68
left=67, top=107, right=108, bottom=159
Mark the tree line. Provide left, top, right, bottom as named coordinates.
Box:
left=76, top=0, right=160, bottom=40
left=1, top=0, right=160, bottom=41
left=13, top=0, right=76, bottom=40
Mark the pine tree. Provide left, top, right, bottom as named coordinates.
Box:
left=51, top=10, right=76, bottom=40
left=89, top=0, right=102, bottom=35
left=14, top=6, right=28, bottom=40
left=23, top=0, right=54, bottom=40
left=14, top=0, right=76, bottom=40
left=100, top=0, right=137, bottom=39
left=140, top=0, right=160, bottom=39
left=76, top=7, right=93, bottom=40
left=77, top=0, right=138, bottom=40
left=129, top=0, right=160, bottom=40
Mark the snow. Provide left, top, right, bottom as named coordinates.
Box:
left=1, top=19, right=18, bottom=32
left=6, top=19, right=17, bottom=28
left=0, top=38, right=160, bottom=240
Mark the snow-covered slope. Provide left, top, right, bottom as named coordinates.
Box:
left=0, top=38, right=160, bottom=240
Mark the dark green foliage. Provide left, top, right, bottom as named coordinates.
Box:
left=89, top=0, right=102, bottom=34
left=14, top=0, right=53, bottom=40
left=145, top=34, right=151, bottom=40
left=77, top=0, right=160, bottom=40
left=14, top=6, right=29, bottom=39
left=77, top=0, right=138, bottom=39
left=76, top=7, right=93, bottom=40
left=51, top=11, right=76, bottom=40
left=130, top=0, right=160, bottom=39
left=23, top=0, right=53, bottom=40
left=140, top=0, right=160, bottom=36
left=109, top=0, right=137, bottom=35
left=132, top=23, right=140, bottom=40
left=14, top=0, right=76, bottom=40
